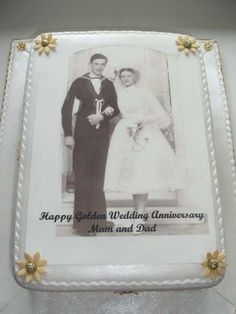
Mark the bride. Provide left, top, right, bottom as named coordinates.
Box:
left=104, top=68, right=185, bottom=233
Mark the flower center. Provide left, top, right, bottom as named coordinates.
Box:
left=25, top=262, right=37, bottom=273
left=205, top=43, right=212, bottom=51
left=184, top=40, right=192, bottom=49
left=42, top=39, right=49, bottom=47
left=207, top=259, right=218, bottom=270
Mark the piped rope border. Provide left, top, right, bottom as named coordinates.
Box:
left=213, top=45, right=236, bottom=200
left=199, top=46, right=225, bottom=253
left=0, top=41, right=16, bottom=152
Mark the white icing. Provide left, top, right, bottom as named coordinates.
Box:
left=10, top=31, right=229, bottom=290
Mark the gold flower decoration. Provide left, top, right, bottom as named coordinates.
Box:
left=203, top=41, right=214, bottom=52
left=17, top=42, right=27, bottom=52
left=201, top=250, right=226, bottom=280
left=16, top=251, right=47, bottom=282
left=34, top=33, right=57, bottom=55
left=176, top=35, right=199, bottom=55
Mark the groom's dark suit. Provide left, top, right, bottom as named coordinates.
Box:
left=61, top=73, right=120, bottom=233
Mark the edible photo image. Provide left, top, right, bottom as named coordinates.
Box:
left=58, top=45, right=207, bottom=237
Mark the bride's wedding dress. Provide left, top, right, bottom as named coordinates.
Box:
left=104, top=85, right=186, bottom=194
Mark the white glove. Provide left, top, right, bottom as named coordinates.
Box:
left=64, top=136, right=74, bottom=150
left=102, top=106, right=114, bottom=116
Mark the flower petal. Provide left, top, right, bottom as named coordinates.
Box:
left=48, top=44, right=56, bottom=48
left=207, top=252, right=212, bottom=260
left=213, top=250, right=219, bottom=259
left=33, top=252, right=41, bottom=262
left=190, top=47, right=197, bottom=53
left=41, top=33, right=46, bottom=40
left=37, top=267, right=47, bottom=274
left=191, top=43, right=199, bottom=49
left=218, top=254, right=225, bottom=262
left=50, top=38, right=57, bottom=44
left=24, top=252, right=33, bottom=262
left=38, top=47, right=44, bottom=54
left=201, top=261, right=208, bottom=268
left=44, top=46, right=50, bottom=54
left=178, top=45, right=185, bottom=51
left=34, top=271, right=41, bottom=282
left=184, top=48, right=190, bottom=55
left=218, top=262, right=226, bottom=269
left=25, top=273, right=33, bottom=282
left=182, top=36, right=189, bottom=42
left=210, top=270, right=218, bottom=280
left=38, top=259, right=47, bottom=267
left=17, top=268, right=27, bottom=276
left=203, top=268, right=211, bottom=277
left=34, top=44, right=42, bottom=49
left=176, top=39, right=183, bottom=45
left=16, top=259, right=27, bottom=267
left=47, top=33, right=52, bottom=41
left=217, top=266, right=225, bottom=276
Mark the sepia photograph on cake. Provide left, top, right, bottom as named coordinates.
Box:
left=59, top=45, right=208, bottom=237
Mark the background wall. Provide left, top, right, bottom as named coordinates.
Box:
left=0, top=0, right=236, bottom=313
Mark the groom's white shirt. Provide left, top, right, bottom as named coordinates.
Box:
left=89, top=73, right=101, bottom=95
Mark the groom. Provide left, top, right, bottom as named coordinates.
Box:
left=61, top=53, right=120, bottom=235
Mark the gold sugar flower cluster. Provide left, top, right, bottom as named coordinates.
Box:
left=176, top=35, right=199, bottom=55
left=16, top=251, right=47, bottom=282
left=34, top=33, right=57, bottom=55
left=201, top=250, right=226, bottom=280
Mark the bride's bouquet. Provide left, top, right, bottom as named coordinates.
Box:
left=126, top=119, right=146, bottom=152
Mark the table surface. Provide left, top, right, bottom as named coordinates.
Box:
left=0, top=0, right=236, bottom=313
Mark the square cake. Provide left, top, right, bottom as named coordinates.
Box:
left=3, top=31, right=232, bottom=291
